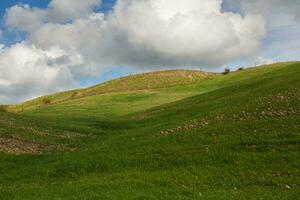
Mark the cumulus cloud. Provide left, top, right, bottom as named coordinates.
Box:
left=5, top=0, right=267, bottom=67
left=235, top=0, right=300, bottom=62
left=5, top=0, right=101, bottom=31
left=0, top=43, right=80, bottom=103
left=49, top=0, right=101, bottom=21
left=0, top=0, right=283, bottom=103
left=112, top=0, right=266, bottom=66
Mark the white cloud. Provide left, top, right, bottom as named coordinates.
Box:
left=111, top=0, right=266, bottom=66
left=255, top=56, right=275, bottom=65
left=49, top=0, right=101, bottom=22
left=5, top=4, right=47, bottom=32
left=5, top=0, right=101, bottom=32
left=0, top=0, right=278, bottom=103
left=236, top=0, right=300, bottom=62
left=0, top=43, right=80, bottom=103
left=6, top=0, right=266, bottom=67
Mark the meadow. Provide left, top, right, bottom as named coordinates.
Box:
left=0, top=62, right=299, bottom=199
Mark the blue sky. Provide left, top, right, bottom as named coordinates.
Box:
left=0, top=1, right=48, bottom=44
left=0, top=0, right=299, bottom=103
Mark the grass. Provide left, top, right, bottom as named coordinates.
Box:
left=7, top=70, right=217, bottom=113
left=0, top=62, right=299, bottom=199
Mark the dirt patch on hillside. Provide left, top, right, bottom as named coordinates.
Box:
left=60, top=131, right=85, bottom=139
left=160, top=88, right=300, bottom=136
left=0, top=136, right=76, bottom=155
left=0, top=136, right=51, bottom=155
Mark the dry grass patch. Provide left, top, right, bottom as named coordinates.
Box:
left=0, top=136, right=51, bottom=155
left=60, top=131, right=85, bottom=139
left=0, top=135, right=76, bottom=155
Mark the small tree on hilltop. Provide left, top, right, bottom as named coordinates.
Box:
left=223, top=68, right=231, bottom=75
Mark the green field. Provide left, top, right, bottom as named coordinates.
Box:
left=0, top=62, right=299, bottom=199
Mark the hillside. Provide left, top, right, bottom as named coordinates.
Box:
left=7, top=70, right=217, bottom=112
left=0, top=62, right=299, bottom=199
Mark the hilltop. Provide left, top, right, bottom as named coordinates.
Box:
left=7, top=70, right=217, bottom=112
left=0, top=62, right=299, bottom=199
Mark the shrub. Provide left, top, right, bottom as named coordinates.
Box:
left=72, top=91, right=78, bottom=98
left=238, top=67, right=244, bottom=71
left=72, top=91, right=83, bottom=98
left=222, top=68, right=231, bottom=75
left=0, top=105, right=7, bottom=112
left=42, top=98, right=51, bottom=104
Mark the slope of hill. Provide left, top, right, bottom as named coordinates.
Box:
left=0, top=62, right=299, bottom=199
left=7, top=70, right=217, bottom=112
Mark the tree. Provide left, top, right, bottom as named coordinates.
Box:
left=223, top=68, right=231, bottom=75
left=0, top=105, right=7, bottom=112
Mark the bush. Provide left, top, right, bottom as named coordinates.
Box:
left=72, top=91, right=78, bottom=98
left=222, top=68, right=231, bottom=75
left=0, top=105, right=7, bottom=112
left=238, top=67, right=244, bottom=71
left=42, top=98, right=51, bottom=104
left=72, top=91, right=82, bottom=98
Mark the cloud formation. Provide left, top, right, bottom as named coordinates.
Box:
left=1, top=0, right=298, bottom=103
left=237, top=0, right=300, bottom=62
left=6, top=0, right=101, bottom=31
left=0, top=43, right=79, bottom=103
left=6, top=0, right=266, bottom=68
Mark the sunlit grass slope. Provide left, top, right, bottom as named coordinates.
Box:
left=7, top=70, right=217, bottom=112
left=0, top=62, right=299, bottom=199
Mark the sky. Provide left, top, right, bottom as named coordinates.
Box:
left=0, top=0, right=299, bottom=104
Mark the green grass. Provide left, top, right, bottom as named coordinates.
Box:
left=0, top=62, right=299, bottom=199
left=7, top=70, right=217, bottom=113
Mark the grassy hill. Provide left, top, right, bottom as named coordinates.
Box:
left=7, top=70, right=217, bottom=112
left=0, top=62, right=299, bottom=199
